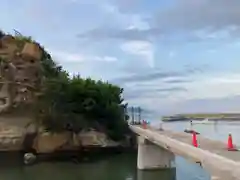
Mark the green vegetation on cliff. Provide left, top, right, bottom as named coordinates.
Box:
left=37, top=76, right=130, bottom=140
left=1, top=30, right=129, bottom=141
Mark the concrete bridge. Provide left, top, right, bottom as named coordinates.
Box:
left=130, top=125, right=240, bottom=180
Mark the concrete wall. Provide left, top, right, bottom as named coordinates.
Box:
left=137, top=136, right=175, bottom=170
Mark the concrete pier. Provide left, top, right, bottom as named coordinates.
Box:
left=130, top=125, right=240, bottom=180
left=137, top=136, right=175, bottom=170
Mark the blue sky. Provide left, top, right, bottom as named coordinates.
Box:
left=2, top=0, right=240, bottom=117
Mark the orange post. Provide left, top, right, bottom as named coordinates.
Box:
left=227, top=134, right=238, bottom=151
left=192, top=132, right=198, bottom=147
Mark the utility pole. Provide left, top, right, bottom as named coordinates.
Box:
left=123, top=106, right=126, bottom=121
left=131, top=106, right=134, bottom=123
left=138, top=107, right=141, bottom=123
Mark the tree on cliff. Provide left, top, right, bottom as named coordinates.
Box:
left=37, top=75, right=129, bottom=140
left=4, top=32, right=130, bottom=141
left=0, top=30, right=4, bottom=38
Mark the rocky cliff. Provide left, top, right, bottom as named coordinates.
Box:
left=0, top=34, right=42, bottom=114
left=0, top=34, right=126, bottom=153
left=0, top=121, right=122, bottom=153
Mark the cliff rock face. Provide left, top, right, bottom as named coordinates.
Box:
left=32, top=130, right=120, bottom=153
left=33, top=131, right=73, bottom=153
left=78, top=130, right=120, bottom=147
left=0, top=35, right=122, bottom=153
left=0, top=35, right=42, bottom=113
left=0, top=122, right=25, bottom=151
left=0, top=35, right=43, bottom=151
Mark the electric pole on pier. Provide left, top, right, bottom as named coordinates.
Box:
left=131, top=106, right=134, bottom=123
left=138, top=107, right=141, bottom=123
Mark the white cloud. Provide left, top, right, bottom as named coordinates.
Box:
left=102, top=4, right=117, bottom=13
left=151, top=73, right=240, bottom=102
left=120, top=40, right=154, bottom=67
left=46, top=49, right=121, bottom=82
left=51, top=50, right=85, bottom=62
left=101, top=4, right=149, bottom=30
left=93, top=56, right=118, bottom=62
left=126, top=15, right=150, bottom=30
left=121, top=72, right=240, bottom=115
left=193, top=28, right=233, bottom=40
left=183, top=73, right=240, bottom=99
left=49, top=49, right=118, bottom=63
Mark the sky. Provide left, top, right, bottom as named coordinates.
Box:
left=2, top=0, right=240, bottom=118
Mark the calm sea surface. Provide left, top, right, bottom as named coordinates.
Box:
left=1, top=120, right=240, bottom=180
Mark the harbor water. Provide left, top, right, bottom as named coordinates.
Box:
left=1, top=120, right=240, bottom=180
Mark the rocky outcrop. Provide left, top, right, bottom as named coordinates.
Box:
left=32, top=130, right=120, bottom=153
left=32, top=131, right=73, bottom=153
left=0, top=121, right=121, bottom=153
left=0, top=34, right=44, bottom=152
left=23, top=152, right=36, bottom=165
left=0, top=122, right=25, bottom=151
left=78, top=130, right=120, bottom=147
left=0, top=34, right=42, bottom=113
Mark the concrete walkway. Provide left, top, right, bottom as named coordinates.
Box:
left=155, top=128, right=240, bottom=180
left=130, top=125, right=240, bottom=180
left=154, top=128, right=240, bottom=162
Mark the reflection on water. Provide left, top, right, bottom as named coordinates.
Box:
left=137, top=169, right=176, bottom=180
left=213, top=123, right=218, bottom=132
left=0, top=153, right=176, bottom=180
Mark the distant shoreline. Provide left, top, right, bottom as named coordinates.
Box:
left=162, top=113, right=240, bottom=122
